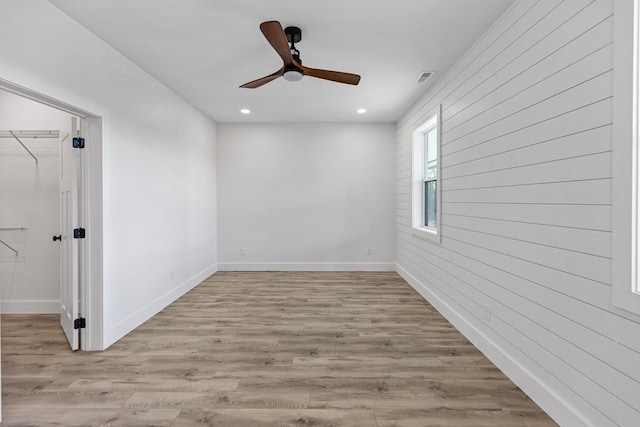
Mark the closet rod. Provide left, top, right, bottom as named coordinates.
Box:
left=9, top=130, right=38, bottom=164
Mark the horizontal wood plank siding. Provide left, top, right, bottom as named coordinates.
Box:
left=395, top=1, right=640, bottom=426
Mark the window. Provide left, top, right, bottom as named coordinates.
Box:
left=612, top=0, right=640, bottom=316
left=412, top=105, right=441, bottom=242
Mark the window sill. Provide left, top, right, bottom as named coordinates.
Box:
left=412, top=226, right=441, bottom=244
left=611, top=287, right=640, bottom=321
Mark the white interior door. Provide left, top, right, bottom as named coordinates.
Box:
left=59, top=117, right=80, bottom=350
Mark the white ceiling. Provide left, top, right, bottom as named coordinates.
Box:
left=48, top=0, right=515, bottom=123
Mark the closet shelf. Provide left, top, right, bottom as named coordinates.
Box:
left=0, top=227, right=27, bottom=256
left=0, top=130, right=62, bottom=164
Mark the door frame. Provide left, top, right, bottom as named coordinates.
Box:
left=0, top=78, right=103, bottom=351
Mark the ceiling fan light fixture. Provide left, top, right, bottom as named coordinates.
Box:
left=283, top=69, right=304, bottom=82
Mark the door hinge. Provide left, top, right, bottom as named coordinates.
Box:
left=74, top=317, right=86, bottom=329
left=72, top=137, right=85, bottom=149
left=73, top=228, right=86, bottom=239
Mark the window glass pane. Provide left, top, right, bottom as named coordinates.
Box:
left=425, top=127, right=437, bottom=179
left=412, top=109, right=441, bottom=241
left=424, top=180, right=437, bottom=228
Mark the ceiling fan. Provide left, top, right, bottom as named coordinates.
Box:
left=240, top=21, right=361, bottom=89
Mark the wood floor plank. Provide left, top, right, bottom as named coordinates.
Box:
left=1, top=407, right=181, bottom=426
left=172, top=408, right=379, bottom=427
left=1, top=271, right=557, bottom=426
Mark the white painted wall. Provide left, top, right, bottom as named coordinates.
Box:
left=217, top=123, right=395, bottom=270
left=0, top=0, right=217, bottom=348
left=396, top=1, right=639, bottom=426
left=0, top=90, right=73, bottom=313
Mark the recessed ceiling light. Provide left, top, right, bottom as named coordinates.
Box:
left=240, top=108, right=251, bottom=114
left=357, top=108, right=367, bottom=114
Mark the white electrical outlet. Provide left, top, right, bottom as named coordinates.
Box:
left=240, top=248, right=246, bottom=256
left=366, top=247, right=372, bottom=256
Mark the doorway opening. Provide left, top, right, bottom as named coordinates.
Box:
left=0, top=79, right=103, bottom=351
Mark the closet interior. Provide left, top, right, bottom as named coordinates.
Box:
left=0, top=88, right=72, bottom=314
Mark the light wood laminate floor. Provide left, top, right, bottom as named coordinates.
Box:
left=1, top=271, right=558, bottom=426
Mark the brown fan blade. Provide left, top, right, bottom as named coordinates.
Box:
left=260, top=21, right=293, bottom=65
left=298, top=63, right=361, bottom=86
left=239, top=68, right=284, bottom=89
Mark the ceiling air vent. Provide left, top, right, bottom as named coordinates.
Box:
left=416, top=71, right=433, bottom=84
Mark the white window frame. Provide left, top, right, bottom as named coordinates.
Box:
left=612, top=0, right=640, bottom=317
left=411, top=104, right=442, bottom=243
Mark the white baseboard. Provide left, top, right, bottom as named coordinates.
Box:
left=1, top=299, right=59, bottom=314
left=217, top=262, right=396, bottom=271
left=106, top=263, right=217, bottom=348
left=395, top=263, right=586, bottom=427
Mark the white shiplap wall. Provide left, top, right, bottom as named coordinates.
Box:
left=396, top=1, right=640, bottom=426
